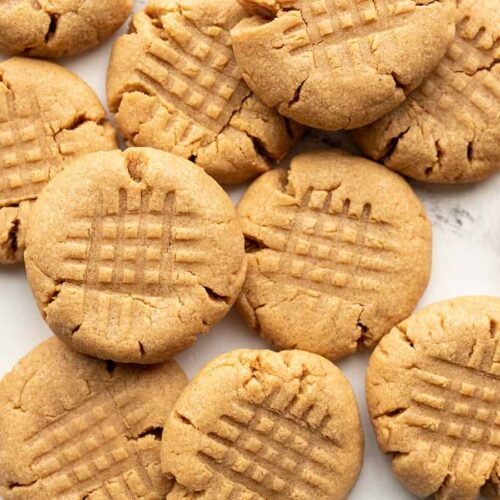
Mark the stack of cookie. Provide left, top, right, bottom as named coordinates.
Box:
left=0, top=0, right=498, bottom=498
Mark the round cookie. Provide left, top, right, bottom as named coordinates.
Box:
left=366, top=297, right=500, bottom=499
left=161, top=349, right=363, bottom=499
left=0, top=0, right=132, bottom=58
left=230, top=0, right=456, bottom=131
left=107, top=0, right=303, bottom=185
left=237, top=150, right=432, bottom=361
left=0, top=57, right=117, bottom=264
left=25, top=147, right=246, bottom=363
left=353, top=0, right=500, bottom=183
left=0, top=337, right=188, bottom=500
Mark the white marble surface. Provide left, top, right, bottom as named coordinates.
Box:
left=1, top=8, right=500, bottom=499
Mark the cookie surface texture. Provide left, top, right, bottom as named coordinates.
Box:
left=230, top=0, right=456, bottom=131
left=237, top=150, right=432, bottom=360
left=161, top=349, right=363, bottom=499
left=366, top=296, right=500, bottom=499
left=107, top=0, right=302, bottom=185
left=0, top=57, right=117, bottom=264
left=25, top=147, right=246, bottom=363
left=0, top=0, right=132, bottom=58
left=353, top=0, right=500, bottom=183
left=0, top=337, right=188, bottom=499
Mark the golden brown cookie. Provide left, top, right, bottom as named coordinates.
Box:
left=366, top=296, right=500, bottom=499
left=353, top=0, right=500, bottom=183
left=161, top=349, right=363, bottom=499
left=236, top=150, right=432, bottom=361
left=230, top=0, right=456, bottom=131
left=0, top=337, right=188, bottom=499
left=0, top=57, right=117, bottom=264
left=25, top=147, right=246, bottom=363
left=107, top=0, right=303, bottom=185
left=0, top=0, right=132, bottom=58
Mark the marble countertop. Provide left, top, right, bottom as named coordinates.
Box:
left=1, top=7, right=499, bottom=498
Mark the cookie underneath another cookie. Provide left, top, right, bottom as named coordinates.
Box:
left=0, top=0, right=132, bottom=58
left=353, top=0, right=500, bottom=183
left=367, top=296, right=500, bottom=499
left=0, top=337, right=188, bottom=500
left=25, top=148, right=246, bottom=363
left=107, top=0, right=302, bottom=185
left=0, top=57, right=117, bottom=264
left=161, top=349, right=363, bottom=499
left=237, top=149, right=432, bottom=361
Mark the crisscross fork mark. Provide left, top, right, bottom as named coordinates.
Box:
left=61, top=187, right=208, bottom=335
left=411, top=23, right=500, bottom=128
left=23, top=389, right=160, bottom=498
left=255, top=188, right=395, bottom=298
left=284, top=0, right=418, bottom=69
left=0, top=91, right=59, bottom=203
left=198, top=397, right=340, bottom=498
left=406, top=354, right=500, bottom=472
left=277, top=189, right=354, bottom=294
left=62, top=188, right=206, bottom=297
left=254, top=195, right=393, bottom=252
left=134, top=12, right=248, bottom=135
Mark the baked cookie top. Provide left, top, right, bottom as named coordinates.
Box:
left=0, top=0, right=132, bottom=58
left=107, top=0, right=302, bottom=185
left=366, top=296, right=500, bottom=499
left=0, top=337, right=187, bottom=499
left=230, top=0, right=456, bottom=131
left=236, top=150, right=432, bottom=360
left=0, top=57, right=117, bottom=264
left=25, top=148, right=246, bottom=363
left=353, top=0, right=500, bottom=183
left=161, top=349, right=363, bottom=499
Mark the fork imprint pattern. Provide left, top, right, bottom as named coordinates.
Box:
left=197, top=386, right=341, bottom=499
left=249, top=187, right=398, bottom=303
left=282, top=0, right=418, bottom=69
left=0, top=92, right=60, bottom=205
left=133, top=12, right=249, bottom=143
left=23, top=388, right=162, bottom=498
left=59, top=187, right=208, bottom=334
left=406, top=347, right=500, bottom=474
left=410, top=14, right=500, bottom=129
left=62, top=188, right=206, bottom=297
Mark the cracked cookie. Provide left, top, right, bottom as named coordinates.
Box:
left=366, top=296, right=500, bottom=499
left=106, top=0, right=303, bottom=185
left=0, top=337, right=188, bottom=499
left=353, top=0, right=500, bottom=183
left=0, top=57, right=117, bottom=264
left=161, top=349, right=363, bottom=499
left=0, top=0, right=132, bottom=58
left=24, top=147, right=247, bottom=363
left=230, top=0, right=456, bottom=131
left=236, top=150, right=432, bottom=361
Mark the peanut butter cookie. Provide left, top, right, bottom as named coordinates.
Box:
left=0, top=57, right=117, bottom=264
left=230, top=0, right=456, bottom=131
left=0, top=0, right=132, bottom=58
left=161, top=349, right=363, bottom=499
left=0, top=337, right=187, bottom=499
left=366, top=296, right=500, bottom=499
left=237, top=150, right=432, bottom=360
left=107, top=0, right=303, bottom=185
left=25, top=148, right=246, bottom=363
left=353, top=0, right=500, bottom=183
